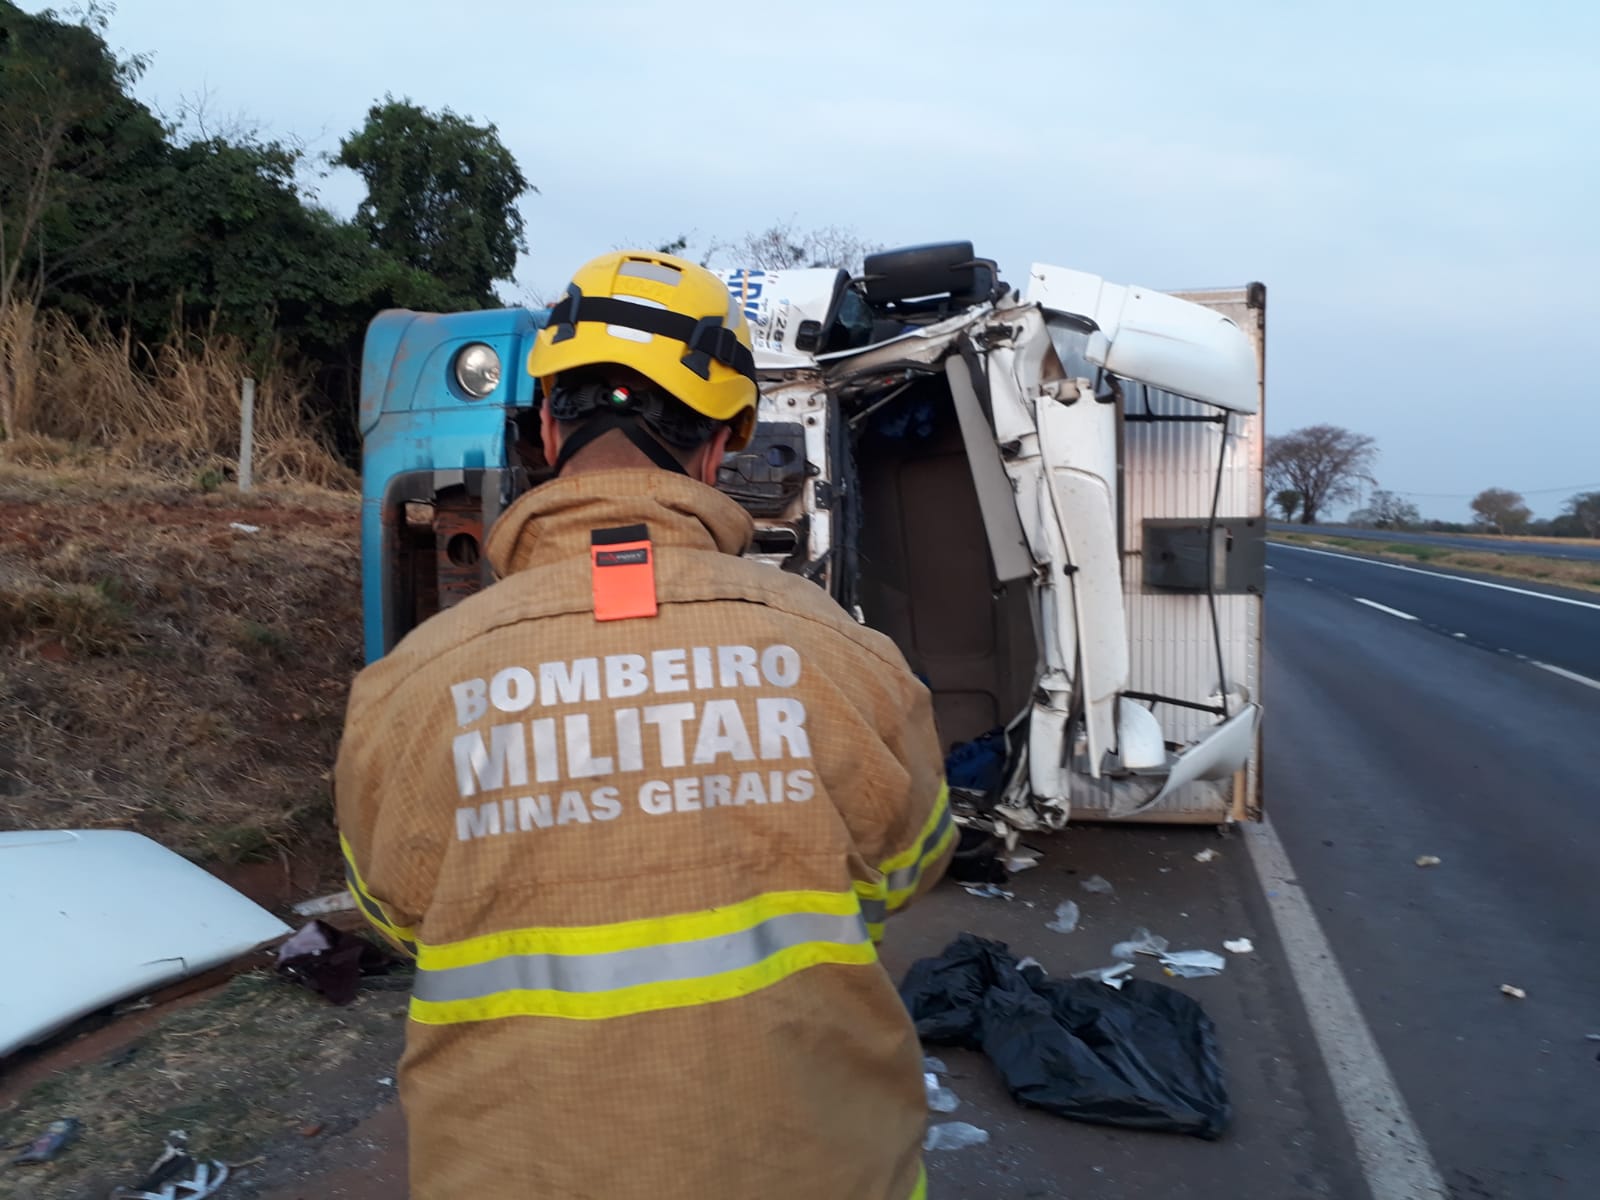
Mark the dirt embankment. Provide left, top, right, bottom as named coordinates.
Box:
left=0, top=461, right=362, bottom=868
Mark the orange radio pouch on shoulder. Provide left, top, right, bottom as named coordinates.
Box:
left=590, top=524, right=657, bottom=621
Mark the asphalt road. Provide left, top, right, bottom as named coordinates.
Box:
left=1266, top=543, right=1600, bottom=1198
left=1272, top=523, right=1600, bottom=563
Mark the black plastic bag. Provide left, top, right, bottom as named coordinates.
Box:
left=900, top=934, right=1231, bottom=1138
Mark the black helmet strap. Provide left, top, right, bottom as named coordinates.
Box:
left=554, top=410, right=690, bottom=477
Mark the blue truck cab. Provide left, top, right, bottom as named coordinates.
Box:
left=358, top=307, right=550, bottom=662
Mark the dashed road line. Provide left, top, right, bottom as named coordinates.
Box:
left=1531, top=661, right=1600, bottom=692
left=1353, top=597, right=1417, bottom=621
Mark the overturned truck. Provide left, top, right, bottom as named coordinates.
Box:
left=359, top=243, right=1266, bottom=831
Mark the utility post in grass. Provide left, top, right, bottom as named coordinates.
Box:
left=239, top=378, right=256, bottom=492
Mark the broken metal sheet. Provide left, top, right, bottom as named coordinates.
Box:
left=1, top=830, right=291, bottom=1058
left=1110, top=704, right=1261, bottom=817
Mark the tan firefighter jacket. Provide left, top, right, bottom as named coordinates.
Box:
left=335, top=468, right=953, bottom=1200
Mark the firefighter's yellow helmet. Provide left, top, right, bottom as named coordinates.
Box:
left=528, top=250, right=758, bottom=450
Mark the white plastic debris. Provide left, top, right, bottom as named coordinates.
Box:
left=923, top=1122, right=990, bottom=1152
left=1111, top=928, right=1169, bottom=961
left=961, top=883, right=1014, bottom=901
left=228, top=522, right=261, bottom=534
left=1080, top=875, right=1115, bottom=895
left=1159, top=949, right=1227, bottom=978
left=292, top=890, right=358, bottom=917
left=922, top=1055, right=949, bottom=1073
left=1194, top=848, right=1219, bottom=863
left=1072, top=962, right=1136, bottom=989
left=924, top=1072, right=960, bottom=1113
left=377, top=1076, right=395, bottom=1086
left=1223, top=938, right=1255, bottom=954
left=1015, top=956, right=1043, bottom=973
left=1500, top=984, right=1526, bottom=1000
left=1044, top=900, right=1080, bottom=934
left=1003, top=849, right=1041, bottom=873
left=1415, top=855, right=1441, bottom=868
left=1584, top=1034, right=1600, bottom=1043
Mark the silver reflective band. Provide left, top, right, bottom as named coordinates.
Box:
left=859, top=897, right=888, bottom=927
left=618, top=260, right=683, bottom=286
left=884, top=803, right=954, bottom=895
left=414, top=910, right=870, bottom=1003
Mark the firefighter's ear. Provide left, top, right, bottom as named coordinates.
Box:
left=696, top=425, right=734, bottom=487
left=540, top=402, right=561, bottom=468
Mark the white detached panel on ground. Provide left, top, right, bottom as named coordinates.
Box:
left=0, top=829, right=292, bottom=1057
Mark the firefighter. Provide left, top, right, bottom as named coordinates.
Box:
left=335, top=250, right=953, bottom=1200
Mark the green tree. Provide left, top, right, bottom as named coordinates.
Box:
left=1565, top=490, right=1600, bottom=538
left=1469, top=487, right=1532, bottom=534
left=336, top=97, right=532, bottom=306
left=1273, top=489, right=1301, bottom=521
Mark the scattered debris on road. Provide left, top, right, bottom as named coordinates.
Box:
left=1080, top=874, right=1115, bottom=894
left=291, top=890, right=358, bottom=917
left=274, top=920, right=393, bottom=1005
left=1194, top=848, right=1220, bottom=863
left=11, top=1117, right=82, bottom=1165
left=1071, top=962, right=1136, bottom=989
left=110, top=1132, right=229, bottom=1200
left=1159, top=949, right=1227, bottom=978
left=227, top=522, right=261, bottom=534
left=1223, top=938, right=1255, bottom=954
left=1111, top=928, right=1169, bottom=961
left=1500, top=984, right=1527, bottom=1000
left=923, top=1122, right=990, bottom=1151
left=1414, top=855, right=1442, bottom=868
left=901, top=934, right=1231, bottom=1138
left=1002, top=848, right=1041, bottom=874
left=960, top=883, right=1015, bottom=901
left=1044, top=900, right=1081, bottom=933
left=924, top=1072, right=961, bottom=1113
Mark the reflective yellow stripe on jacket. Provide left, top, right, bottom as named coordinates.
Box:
left=340, top=833, right=417, bottom=956
left=410, top=889, right=877, bottom=1025
left=856, top=782, right=955, bottom=942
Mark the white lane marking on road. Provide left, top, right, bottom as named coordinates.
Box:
left=1244, top=817, right=1448, bottom=1199
left=1273, top=543, right=1600, bottom=612
left=1353, top=597, right=1418, bottom=621
left=1531, top=661, right=1600, bottom=692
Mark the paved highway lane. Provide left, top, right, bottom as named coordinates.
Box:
left=1267, top=546, right=1600, bottom=1198
left=1271, top=542, right=1600, bottom=682
left=1270, top=524, right=1600, bottom=563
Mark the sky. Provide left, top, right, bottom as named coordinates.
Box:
left=39, top=0, right=1600, bottom=520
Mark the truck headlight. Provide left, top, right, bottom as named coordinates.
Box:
left=454, top=343, right=501, bottom=399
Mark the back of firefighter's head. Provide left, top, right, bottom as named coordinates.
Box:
left=526, top=250, right=758, bottom=484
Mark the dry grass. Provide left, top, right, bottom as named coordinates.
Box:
left=0, top=301, right=354, bottom=490
left=0, top=971, right=407, bottom=1200
left=0, top=463, right=362, bottom=863
left=1271, top=532, right=1600, bottom=594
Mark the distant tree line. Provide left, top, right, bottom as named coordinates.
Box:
left=1268, top=422, right=1599, bottom=538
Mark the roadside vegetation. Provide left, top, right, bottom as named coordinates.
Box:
left=1270, top=530, right=1600, bottom=594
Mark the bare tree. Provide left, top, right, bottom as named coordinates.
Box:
left=1265, top=424, right=1378, bottom=524
left=1350, top=488, right=1420, bottom=530
left=1469, top=487, right=1532, bottom=534
left=706, top=220, right=882, bottom=274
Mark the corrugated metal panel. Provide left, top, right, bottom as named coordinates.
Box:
left=1071, top=285, right=1266, bottom=822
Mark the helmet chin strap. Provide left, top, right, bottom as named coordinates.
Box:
left=555, top=411, right=691, bottom=477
